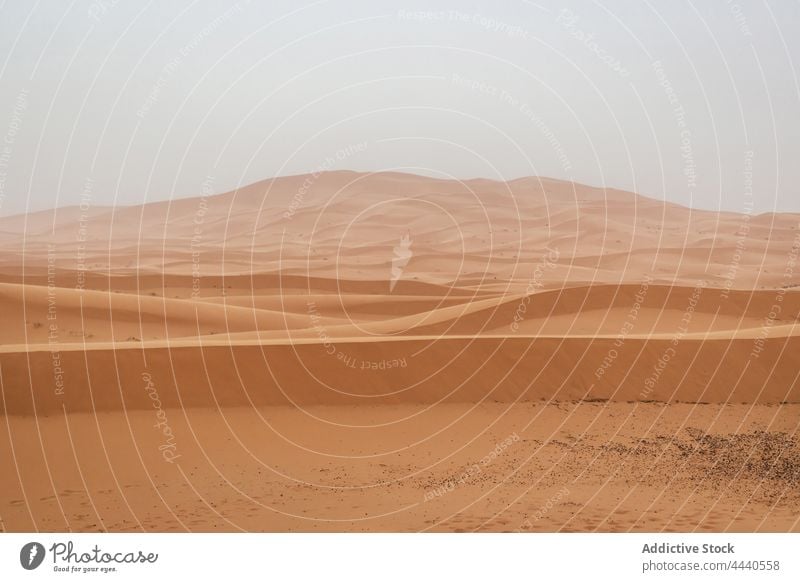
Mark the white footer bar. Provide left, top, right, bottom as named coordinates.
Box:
left=1, top=533, right=797, bottom=581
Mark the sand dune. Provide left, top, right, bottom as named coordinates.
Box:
left=1, top=171, right=799, bottom=532
left=2, top=402, right=798, bottom=532
left=2, top=172, right=797, bottom=288
left=1, top=334, right=799, bottom=417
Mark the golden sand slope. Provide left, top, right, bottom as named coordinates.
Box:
left=0, top=172, right=798, bottom=532
left=0, top=173, right=798, bottom=410
left=0, top=275, right=798, bottom=414
left=2, top=403, right=798, bottom=532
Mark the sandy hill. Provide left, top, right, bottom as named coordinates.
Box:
left=0, top=171, right=798, bottom=414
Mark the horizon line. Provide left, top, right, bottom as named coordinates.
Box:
left=2, top=169, right=797, bottom=220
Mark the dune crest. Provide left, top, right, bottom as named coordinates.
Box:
left=1, top=171, right=799, bottom=532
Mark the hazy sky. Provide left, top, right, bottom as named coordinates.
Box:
left=0, top=0, right=798, bottom=216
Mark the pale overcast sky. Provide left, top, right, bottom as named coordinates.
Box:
left=0, top=0, right=798, bottom=216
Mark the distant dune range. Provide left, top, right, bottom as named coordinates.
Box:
left=1, top=172, right=799, bottom=532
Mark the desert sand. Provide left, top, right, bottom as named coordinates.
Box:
left=0, top=171, right=798, bottom=532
